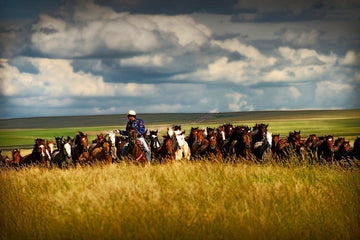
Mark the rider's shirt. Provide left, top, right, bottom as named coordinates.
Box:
left=125, top=118, right=145, bottom=137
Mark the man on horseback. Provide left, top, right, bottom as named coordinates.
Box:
left=119, top=110, right=151, bottom=163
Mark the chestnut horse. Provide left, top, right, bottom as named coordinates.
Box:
left=205, top=128, right=222, bottom=158
left=0, top=149, right=11, bottom=167
left=189, top=128, right=209, bottom=158
left=90, top=139, right=112, bottom=164
left=317, top=135, right=335, bottom=162
left=22, top=138, right=51, bottom=167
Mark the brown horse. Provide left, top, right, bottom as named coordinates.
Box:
left=334, top=141, right=351, bottom=161
left=123, top=128, right=148, bottom=165
left=22, top=138, right=51, bottom=167
left=72, top=132, right=90, bottom=165
left=90, top=139, right=112, bottom=164
left=206, top=130, right=222, bottom=158
left=317, top=135, right=335, bottom=162
left=190, top=128, right=209, bottom=158
left=0, top=149, right=11, bottom=167
left=349, top=137, right=360, bottom=160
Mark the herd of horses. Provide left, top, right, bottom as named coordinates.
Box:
left=1, top=123, right=360, bottom=168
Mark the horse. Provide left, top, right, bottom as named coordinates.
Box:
left=334, top=141, right=351, bottom=161
left=251, top=124, right=271, bottom=161
left=189, top=128, right=209, bottom=158
left=349, top=137, right=360, bottom=160
left=22, top=138, right=51, bottom=167
left=228, top=126, right=252, bottom=160
left=122, top=128, right=148, bottom=165
left=317, top=135, right=335, bottom=162
left=90, top=138, right=112, bottom=164
left=51, top=139, right=72, bottom=168
left=46, top=140, right=55, bottom=155
left=11, top=149, right=22, bottom=167
left=72, top=132, right=90, bottom=165
left=107, top=130, right=119, bottom=162
left=89, top=133, right=106, bottom=154
left=168, top=127, right=191, bottom=161
left=205, top=129, right=222, bottom=159
left=0, top=149, right=11, bottom=167
left=148, top=129, right=163, bottom=160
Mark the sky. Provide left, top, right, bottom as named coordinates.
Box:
left=0, top=0, right=359, bottom=119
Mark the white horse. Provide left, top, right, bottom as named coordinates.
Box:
left=108, top=130, right=118, bottom=161
left=168, top=128, right=191, bottom=160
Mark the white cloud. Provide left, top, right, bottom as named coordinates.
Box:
left=212, top=38, right=277, bottom=67
left=288, top=87, right=301, bottom=99
left=30, top=2, right=212, bottom=58
left=339, top=51, right=360, bottom=66
left=0, top=57, right=155, bottom=98
left=120, top=54, right=174, bottom=67
left=225, top=92, right=253, bottom=111
left=278, top=47, right=337, bottom=65
left=278, top=28, right=320, bottom=47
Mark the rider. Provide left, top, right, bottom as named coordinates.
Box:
left=120, top=110, right=151, bottom=163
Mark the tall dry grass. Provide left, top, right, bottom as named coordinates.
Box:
left=1, top=160, right=359, bottom=240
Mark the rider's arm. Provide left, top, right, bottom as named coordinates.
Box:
left=137, top=119, right=146, bottom=137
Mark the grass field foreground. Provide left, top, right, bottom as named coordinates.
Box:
left=1, top=161, right=359, bottom=239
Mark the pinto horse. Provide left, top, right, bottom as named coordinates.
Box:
left=72, top=132, right=90, bottom=165
left=168, top=127, right=191, bottom=161
left=51, top=140, right=72, bottom=168
left=123, top=128, right=148, bottom=165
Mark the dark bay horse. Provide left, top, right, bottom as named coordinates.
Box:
left=251, top=124, right=271, bottom=160
left=72, top=132, right=90, bottom=165
left=228, top=126, right=252, bottom=160
left=334, top=141, right=351, bottom=161
left=123, top=128, right=148, bottom=165
left=349, top=137, right=360, bottom=160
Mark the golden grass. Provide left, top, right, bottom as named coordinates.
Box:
left=1, top=161, right=359, bottom=240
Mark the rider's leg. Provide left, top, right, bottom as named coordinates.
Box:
left=138, top=137, right=151, bottom=163
left=122, top=142, right=129, bottom=157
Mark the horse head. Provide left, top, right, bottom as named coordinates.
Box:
left=12, top=149, right=21, bottom=164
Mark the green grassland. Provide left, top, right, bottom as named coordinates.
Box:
left=1, top=109, right=359, bottom=150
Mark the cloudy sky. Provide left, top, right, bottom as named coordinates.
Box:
left=0, top=0, right=359, bottom=118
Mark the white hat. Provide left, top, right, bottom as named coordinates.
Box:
left=128, top=110, right=136, bottom=116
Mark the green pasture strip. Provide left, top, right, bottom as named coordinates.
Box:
left=1, top=109, right=359, bottom=149
left=0, top=163, right=359, bottom=239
